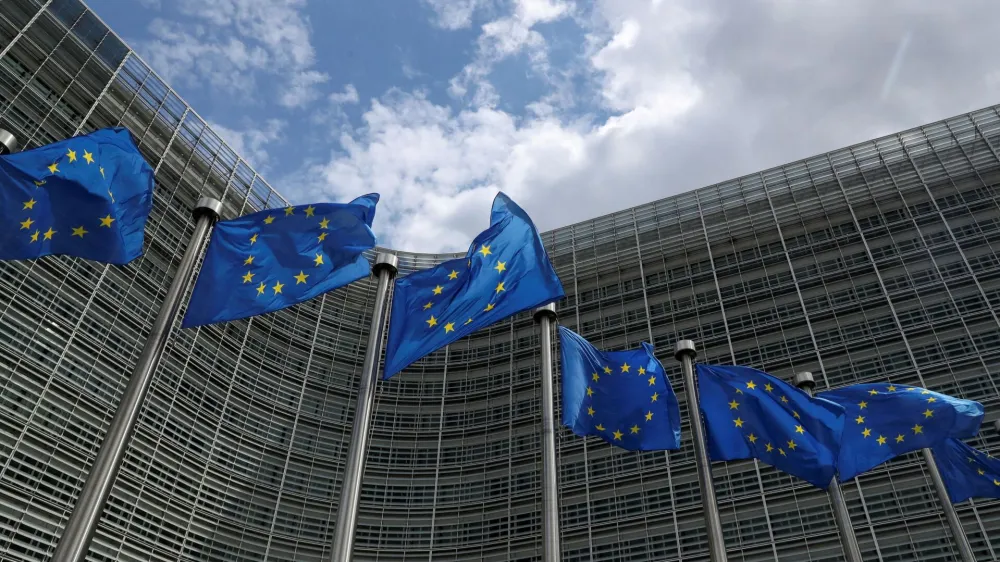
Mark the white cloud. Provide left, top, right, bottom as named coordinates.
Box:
left=208, top=119, right=285, bottom=170
left=280, top=69, right=330, bottom=108
left=329, top=84, right=360, bottom=106
left=423, top=0, right=495, bottom=29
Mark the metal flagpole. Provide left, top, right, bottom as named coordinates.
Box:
left=328, top=252, right=398, bottom=562
left=533, top=303, right=562, bottom=562
left=792, top=372, right=863, bottom=562
left=674, top=340, right=728, bottom=562
left=52, top=197, right=223, bottom=562
left=0, top=128, right=18, bottom=155
left=924, top=448, right=976, bottom=562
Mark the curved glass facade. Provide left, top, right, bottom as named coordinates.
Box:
left=2, top=1, right=1000, bottom=561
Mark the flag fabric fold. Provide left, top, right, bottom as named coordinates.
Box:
left=181, top=194, right=379, bottom=328
left=696, top=364, right=845, bottom=488
left=0, top=127, right=154, bottom=264
left=383, top=192, right=564, bottom=378
left=559, top=326, right=681, bottom=451
left=818, top=383, right=984, bottom=482
left=930, top=438, right=1000, bottom=504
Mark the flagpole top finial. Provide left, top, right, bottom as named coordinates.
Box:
left=674, top=340, right=696, bottom=361
left=193, top=197, right=223, bottom=221
left=533, top=303, right=557, bottom=322
left=373, top=252, right=398, bottom=275
left=793, top=371, right=816, bottom=391
left=0, top=129, right=18, bottom=155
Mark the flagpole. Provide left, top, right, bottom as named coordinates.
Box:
left=533, top=303, right=562, bottom=562
left=792, top=372, right=863, bottom=562
left=52, top=197, right=223, bottom=562
left=924, top=448, right=976, bottom=562
left=0, top=128, right=17, bottom=155
left=674, top=340, right=728, bottom=562
left=328, top=252, right=398, bottom=562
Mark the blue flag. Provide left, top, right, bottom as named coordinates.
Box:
left=818, top=383, right=984, bottom=482
left=559, top=326, right=681, bottom=451
left=696, top=364, right=845, bottom=488
left=930, top=438, right=1000, bottom=504
left=0, top=127, right=153, bottom=264
left=383, top=193, right=564, bottom=378
left=181, top=194, right=379, bottom=328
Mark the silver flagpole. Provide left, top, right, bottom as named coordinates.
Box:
left=328, top=252, right=398, bottom=562
left=0, top=128, right=18, bottom=155
left=53, top=197, right=223, bottom=562
left=674, top=340, right=728, bottom=562
left=924, top=448, right=975, bottom=562
left=533, top=303, right=562, bottom=562
left=792, top=372, right=863, bottom=562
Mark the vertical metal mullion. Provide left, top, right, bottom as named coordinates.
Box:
left=426, top=345, right=450, bottom=559
left=74, top=50, right=129, bottom=136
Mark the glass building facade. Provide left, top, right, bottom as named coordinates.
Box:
left=2, top=0, right=1000, bottom=560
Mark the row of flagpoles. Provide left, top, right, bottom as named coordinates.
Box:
left=1, top=127, right=997, bottom=562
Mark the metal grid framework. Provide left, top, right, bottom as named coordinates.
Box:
left=1, top=0, right=1000, bottom=561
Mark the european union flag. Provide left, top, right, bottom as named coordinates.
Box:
left=930, top=438, right=1000, bottom=504
left=181, top=194, right=378, bottom=328
left=559, top=326, right=681, bottom=451
left=818, top=383, right=984, bottom=481
left=0, top=127, right=153, bottom=264
left=697, top=364, right=845, bottom=488
left=383, top=193, right=564, bottom=378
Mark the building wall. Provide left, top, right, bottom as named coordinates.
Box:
left=1, top=0, right=1000, bottom=561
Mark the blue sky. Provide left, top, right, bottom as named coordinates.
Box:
left=84, top=0, right=1000, bottom=253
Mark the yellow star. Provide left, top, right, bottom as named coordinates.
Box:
left=787, top=440, right=797, bottom=450
left=586, top=387, right=594, bottom=397
left=423, top=302, right=433, bottom=310
left=33, top=180, right=45, bottom=187
left=765, top=443, right=774, bottom=453
left=869, top=389, right=879, bottom=396
left=877, top=435, right=887, bottom=446
left=100, top=215, right=115, bottom=227
left=304, top=205, right=315, bottom=217
left=780, top=396, right=789, bottom=404
left=495, top=261, right=506, bottom=273
left=83, top=150, right=94, bottom=164
left=19, top=217, right=34, bottom=230
left=978, top=468, right=985, bottom=476
left=587, top=406, right=595, bottom=416
left=484, top=303, right=495, bottom=312
left=795, top=425, right=805, bottom=434
left=596, top=424, right=605, bottom=431
left=314, top=253, right=324, bottom=266
left=29, top=230, right=39, bottom=243
left=888, top=385, right=897, bottom=392
left=464, top=318, right=472, bottom=325
left=71, top=226, right=87, bottom=238
left=250, top=233, right=258, bottom=244
left=495, top=281, right=505, bottom=293
left=862, top=428, right=871, bottom=438
left=43, top=227, right=56, bottom=240
left=855, top=415, right=865, bottom=424
left=748, top=433, right=758, bottom=444
left=764, top=383, right=773, bottom=392
left=433, top=285, right=443, bottom=295
left=621, top=362, right=630, bottom=373
left=479, top=245, right=491, bottom=257
left=446, top=270, right=459, bottom=280
left=426, top=316, right=438, bottom=328
left=264, top=215, right=275, bottom=224
left=318, top=232, right=328, bottom=242
left=895, top=434, right=905, bottom=443
left=651, top=392, right=659, bottom=402
left=244, top=255, right=254, bottom=265
left=315, top=217, right=328, bottom=230
left=444, top=322, right=455, bottom=333
left=779, top=449, right=787, bottom=457
left=728, top=399, right=739, bottom=410
left=592, top=373, right=600, bottom=382
left=858, top=401, right=868, bottom=410
left=927, top=397, right=937, bottom=403
left=22, top=198, right=35, bottom=210
left=647, top=375, right=656, bottom=386
left=792, top=411, right=800, bottom=419
left=613, top=430, right=623, bottom=440
left=285, top=207, right=294, bottom=216
left=256, top=282, right=266, bottom=296
left=921, top=389, right=931, bottom=395
left=921, top=409, right=934, bottom=419
left=272, top=281, right=284, bottom=294
left=99, top=166, right=105, bottom=178
left=603, top=366, right=612, bottom=374
left=630, top=425, right=640, bottom=435
left=242, top=271, right=254, bottom=283
left=735, top=388, right=743, bottom=394
left=638, top=366, right=646, bottom=375
left=734, top=417, right=744, bottom=428
left=66, top=149, right=77, bottom=162
left=745, top=381, right=756, bottom=390
left=48, top=162, right=59, bottom=174
left=294, top=271, right=309, bottom=284
left=645, top=411, right=653, bottom=421
left=912, top=424, right=923, bottom=435
left=994, top=480, right=1000, bottom=487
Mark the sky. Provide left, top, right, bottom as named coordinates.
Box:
left=85, top=0, right=1000, bottom=253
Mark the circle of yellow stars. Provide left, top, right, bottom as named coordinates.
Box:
left=730, top=378, right=807, bottom=460
left=584, top=360, right=656, bottom=443
left=21, top=146, right=114, bottom=246
left=854, top=384, right=939, bottom=448
left=422, top=243, right=508, bottom=334
left=245, top=205, right=330, bottom=297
